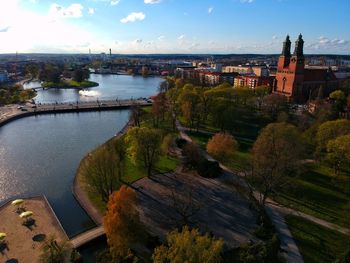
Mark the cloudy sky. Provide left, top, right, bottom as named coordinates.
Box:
left=0, top=0, right=349, bottom=54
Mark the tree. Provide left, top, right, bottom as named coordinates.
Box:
left=330, top=90, right=346, bottom=115
left=206, top=132, right=238, bottom=160
left=326, top=134, right=350, bottom=176
left=251, top=122, right=303, bottom=206
left=81, top=147, right=122, bottom=203
left=170, top=186, right=202, bottom=228
left=152, top=92, right=168, bottom=127
left=130, top=102, right=142, bottom=127
left=152, top=226, right=223, bottom=263
left=25, top=64, right=39, bottom=79
left=126, top=127, right=162, bottom=177
left=39, top=236, right=70, bottom=263
left=261, top=94, right=288, bottom=121
left=255, top=85, right=270, bottom=111
left=104, top=186, right=144, bottom=261
left=73, top=68, right=90, bottom=83
left=316, top=119, right=350, bottom=153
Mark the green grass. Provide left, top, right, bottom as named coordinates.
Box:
left=123, top=154, right=179, bottom=184
left=187, top=130, right=253, bottom=172
left=275, top=164, right=350, bottom=228
left=43, top=80, right=99, bottom=89
left=286, top=215, right=350, bottom=263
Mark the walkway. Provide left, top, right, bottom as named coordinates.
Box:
left=70, top=226, right=105, bottom=248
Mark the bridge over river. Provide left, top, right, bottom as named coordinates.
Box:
left=0, top=98, right=151, bottom=127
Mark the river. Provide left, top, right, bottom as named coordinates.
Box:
left=25, top=74, right=163, bottom=103
left=1, top=75, right=162, bottom=237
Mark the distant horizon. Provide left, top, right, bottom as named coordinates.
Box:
left=0, top=52, right=349, bottom=57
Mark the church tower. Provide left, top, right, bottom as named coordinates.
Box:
left=275, top=34, right=305, bottom=98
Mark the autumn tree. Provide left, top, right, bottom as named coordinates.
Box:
left=82, top=147, right=122, bottom=203
left=152, top=92, right=168, bottom=127
left=251, top=122, right=303, bottom=206
left=130, top=102, right=142, bottom=127
left=152, top=226, right=223, bottom=263
left=104, top=186, right=145, bottom=261
left=316, top=119, right=350, bottom=153
left=126, top=127, right=162, bottom=177
left=207, top=132, right=238, bottom=160
left=326, top=134, right=350, bottom=176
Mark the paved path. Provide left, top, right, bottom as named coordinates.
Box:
left=267, top=201, right=350, bottom=236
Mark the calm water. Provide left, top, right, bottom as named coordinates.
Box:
left=0, top=111, right=129, bottom=236
left=2, top=74, right=162, bottom=237
left=25, top=74, right=163, bottom=103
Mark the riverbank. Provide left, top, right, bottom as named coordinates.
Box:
left=73, top=118, right=134, bottom=225
left=43, top=80, right=99, bottom=89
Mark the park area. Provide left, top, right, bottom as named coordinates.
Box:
left=133, top=170, right=259, bottom=249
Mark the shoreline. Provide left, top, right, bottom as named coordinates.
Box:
left=72, top=117, right=134, bottom=225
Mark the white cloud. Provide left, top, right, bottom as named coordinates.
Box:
left=240, top=0, right=254, bottom=3
left=272, top=35, right=278, bottom=40
left=178, top=35, right=185, bottom=40
left=110, top=0, right=121, bottom=6
left=88, top=8, right=95, bottom=15
left=49, top=3, right=84, bottom=18
left=158, top=35, right=165, bottom=41
left=208, top=7, right=214, bottom=14
left=120, top=12, right=145, bottom=23
left=144, top=0, right=162, bottom=4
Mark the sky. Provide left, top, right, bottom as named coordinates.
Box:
left=0, top=0, right=349, bottom=54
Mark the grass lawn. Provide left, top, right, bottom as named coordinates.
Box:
left=43, top=80, right=99, bottom=89
left=286, top=215, right=350, bottom=263
left=123, top=154, right=179, bottom=184
left=275, top=164, right=350, bottom=228
left=187, top=130, right=253, bottom=172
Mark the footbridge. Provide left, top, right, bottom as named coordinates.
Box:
left=70, top=226, right=105, bottom=248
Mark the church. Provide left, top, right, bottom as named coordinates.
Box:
left=274, top=34, right=339, bottom=103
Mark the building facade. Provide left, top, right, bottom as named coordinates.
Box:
left=274, top=34, right=339, bottom=102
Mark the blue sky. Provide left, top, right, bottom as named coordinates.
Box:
left=0, top=0, right=349, bottom=54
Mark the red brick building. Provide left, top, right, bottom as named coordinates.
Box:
left=274, top=34, right=339, bottom=102
left=234, top=75, right=273, bottom=89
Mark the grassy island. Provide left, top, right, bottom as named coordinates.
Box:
left=42, top=80, right=99, bottom=89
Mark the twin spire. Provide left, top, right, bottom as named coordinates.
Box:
left=281, top=34, right=304, bottom=57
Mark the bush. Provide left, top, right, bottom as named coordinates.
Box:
left=182, top=142, right=222, bottom=178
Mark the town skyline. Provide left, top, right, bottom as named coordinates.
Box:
left=0, top=0, right=349, bottom=54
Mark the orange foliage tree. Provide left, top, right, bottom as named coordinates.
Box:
left=206, top=132, right=238, bottom=160
left=103, top=185, right=145, bottom=260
